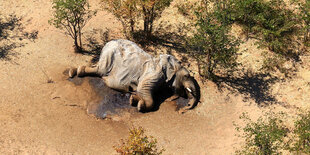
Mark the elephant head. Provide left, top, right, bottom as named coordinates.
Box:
left=159, top=55, right=201, bottom=112
left=173, top=67, right=200, bottom=113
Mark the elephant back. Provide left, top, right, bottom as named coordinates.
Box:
left=97, top=39, right=156, bottom=91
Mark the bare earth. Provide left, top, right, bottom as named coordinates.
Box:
left=1, top=0, right=310, bottom=154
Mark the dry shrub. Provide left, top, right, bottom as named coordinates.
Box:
left=114, top=126, right=164, bottom=155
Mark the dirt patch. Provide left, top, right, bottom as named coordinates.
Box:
left=67, top=76, right=190, bottom=122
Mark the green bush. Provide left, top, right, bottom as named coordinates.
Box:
left=49, top=0, right=96, bottom=52
left=235, top=112, right=288, bottom=155
left=179, top=0, right=303, bottom=76
left=103, top=0, right=172, bottom=39
left=230, top=0, right=298, bottom=56
left=293, top=0, right=310, bottom=47
left=289, top=110, right=310, bottom=154
left=114, top=126, right=164, bottom=155
left=187, top=0, right=240, bottom=79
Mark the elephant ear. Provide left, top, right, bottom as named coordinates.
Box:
left=159, top=54, right=182, bottom=82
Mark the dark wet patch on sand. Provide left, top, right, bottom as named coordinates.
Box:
left=68, top=76, right=189, bottom=119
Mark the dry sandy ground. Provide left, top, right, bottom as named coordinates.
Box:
left=1, top=0, right=310, bottom=154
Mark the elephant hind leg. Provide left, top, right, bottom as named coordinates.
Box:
left=69, top=67, right=77, bottom=78
left=69, top=66, right=99, bottom=78
left=130, top=92, right=153, bottom=112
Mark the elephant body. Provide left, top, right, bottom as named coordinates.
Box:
left=96, top=39, right=157, bottom=93
left=69, top=39, right=200, bottom=113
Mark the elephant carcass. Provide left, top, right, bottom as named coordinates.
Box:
left=69, top=39, right=200, bottom=112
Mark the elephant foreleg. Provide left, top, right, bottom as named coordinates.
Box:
left=137, top=89, right=154, bottom=112
left=69, top=66, right=99, bottom=78
left=136, top=95, right=153, bottom=112
left=129, top=93, right=140, bottom=107
left=136, top=72, right=163, bottom=112
left=137, top=100, right=146, bottom=112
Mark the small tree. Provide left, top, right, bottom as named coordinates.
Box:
left=49, top=0, right=96, bottom=52
left=103, top=0, right=172, bottom=39
left=293, top=0, right=310, bottom=47
left=139, top=0, right=172, bottom=38
left=114, top=126, right=164, bottom=155
left=235, top=112, right=288, bottom=155
left=103, top=0, right=138, bottom=38
left=188, top=0, right=240, bottom=79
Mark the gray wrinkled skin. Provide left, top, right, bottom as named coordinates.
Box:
left=69, top=39, right=200, bottom=113
left=97, top=39, right=157, bottom=92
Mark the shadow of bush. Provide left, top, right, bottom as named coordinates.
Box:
left=0, top=14, right=38, bottom=60
left=130, top=22, right=188, bottom=55
left=82, top=29, right=110, bottom=63
left=214, top=70, right=284, bottom=106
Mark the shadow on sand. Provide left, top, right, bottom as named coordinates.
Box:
left=68, top=76, right=190, bottom=118
left=0, top=14, right=38, bottom=60
left=214, top=70, right=285, bottom=106
left=130, top=22, right=188, bottom=56
left=77, top=29, right=111, bottom=64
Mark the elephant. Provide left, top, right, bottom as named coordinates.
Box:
left=69, top=39, right=200, bottom=113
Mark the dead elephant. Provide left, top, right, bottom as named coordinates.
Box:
left=69, top=39, right=200, bottom=113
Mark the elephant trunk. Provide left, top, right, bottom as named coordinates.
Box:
left=179, top=91, right=198, bottom=114
left=179, top=79, right=200, bottom=114
left=185, top=90, right=198, bottom=110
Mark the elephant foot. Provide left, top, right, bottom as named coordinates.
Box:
left=69, top=67, right=77, bottom=78
left=69, top=66, right=85, bottom=78
left=137, top=100, right=146, bottom=112
left=129, top=94, right=139, bottom=107
left=77, top=66, right=86, bottom=77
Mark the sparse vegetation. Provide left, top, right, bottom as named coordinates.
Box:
left=103, top=0, right=172, bottom=39
left=235, top=110, right=310, bottom=154
left=229, top=0, right=298, bottom=55
left=227, top=0, right=300, bottom=74
left=187, top=0, right=240, bottom=79
left=289, top=110, right=310, bottom=154
left=178, top=0, right=305, bottom=76
left=49, top=0, right=96, bottom=52
left=176, top=1, right=192, bottom=17
left=102, top=0, right=137, bottom=38
left=293, top=0, right=310, bottom=47
left=235, top=111, right=288, bottom=155
left=0, top=14, right=38, bottom=60
left=261, top=53, right=291, bottom=77
left=114, top=126, right=164, bottom=155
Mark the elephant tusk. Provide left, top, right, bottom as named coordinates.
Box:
left=186, top=87, right=192, bottom=93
